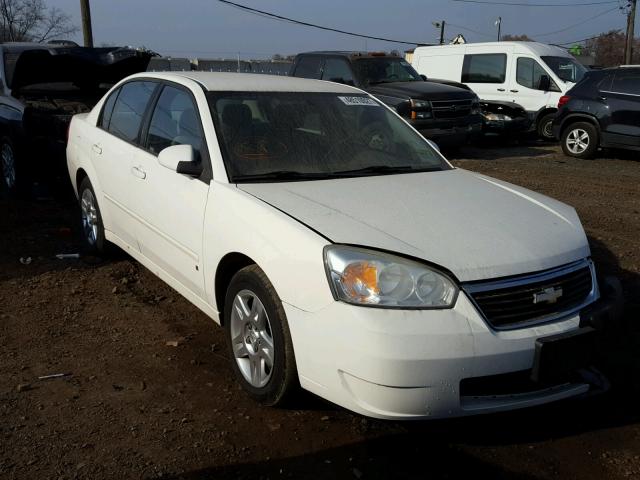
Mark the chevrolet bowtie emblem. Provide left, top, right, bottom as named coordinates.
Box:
left=533, top=286, right=563, bottom=304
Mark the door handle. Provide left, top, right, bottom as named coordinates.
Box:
left=598, top=95, right=607, bottom=101
left=131, top=166, right=146, bottom=179
left=497, top=88, right=506, bottom=92
left=510, top=89, right=519, bottom=93
left=92, top=144, right=102, bottom=154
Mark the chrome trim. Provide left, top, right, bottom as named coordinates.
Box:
left=600, top=90, right=640, bottom=98
left=462, top=259, right=599, bottom=331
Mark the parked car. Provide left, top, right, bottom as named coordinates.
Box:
left=289, top=51, right=483, bottom=147
left=67, top=71, right=620, bottom=420
left=411, top=42, right=587, bottom=140
left=0, top=42, right=154, bottom=197
left=553, top=66, right=640, bottom=159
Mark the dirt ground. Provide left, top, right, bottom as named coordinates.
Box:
left=1, top=140, right=639, bottom=480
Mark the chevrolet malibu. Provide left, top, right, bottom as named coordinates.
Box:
left=66, top=72, right=617, bottom=419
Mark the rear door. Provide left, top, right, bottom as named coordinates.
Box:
left=129, top=83, right=210, bottom=298
left=91, top=80, right=158, bottom=249
left=601, top=68, right=640, bottom=147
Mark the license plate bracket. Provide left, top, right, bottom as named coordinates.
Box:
left=531, top=327, right=597, bottom=384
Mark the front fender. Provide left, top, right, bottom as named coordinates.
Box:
left=203, top=182, right=334, bottom=316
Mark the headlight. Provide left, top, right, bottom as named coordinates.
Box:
left=484, top=113, right=512, bottom=122
left=324, top=246, right=458, bottom=308
left=410, top=99, right=430, bottom=110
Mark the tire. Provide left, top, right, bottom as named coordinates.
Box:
left=561, top=122, right=599, bottom=159
left=0, top=137, right=18, bottom=199
left=78, top=177, right=108, bottom=254
left=224, top=265, right=298, bottom=406
left=537, top=113, right=556, bottom=141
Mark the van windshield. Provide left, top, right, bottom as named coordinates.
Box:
left=352, top=57, right=423, bottom=86
left=208, top=92, right=448, bottom=183
left=541, top=56, right=587, bottom=84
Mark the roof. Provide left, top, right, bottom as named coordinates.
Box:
left=131, top=71, right=362, bottom=93
left=414, top=41, right=571, bottom=57
left=297, top=51, right=402, bottom=59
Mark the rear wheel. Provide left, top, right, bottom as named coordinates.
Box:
left=224, top=265, right=298, bottom=406
left=561, top=122, right=599, bottom=159
left=537, top=113, right=556, bottom=141
left=78, top=177, right=108, bottom=254
left=0, top=137, right=18, bottom=198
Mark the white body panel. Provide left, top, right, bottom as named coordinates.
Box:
left=412, top=42, right=575, bottom=116
left=66, top=71, right=597, bottom=420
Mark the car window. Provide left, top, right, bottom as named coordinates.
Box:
left=611, top=69, right=640, bottom=96
left=294, top=56, right=322, bottom=79
left=108, top=81, right=157, bottom=143
left=462, top=54, right=507, bottom=84
left=100, top=88, right=119, bottom=130
left=147, top=85, right=204, bottom=158
left=351, top=57, right=422, bottom=86
left=321, top=58, right=355, bottom=85
left=516, top=57, right=548, bottom=90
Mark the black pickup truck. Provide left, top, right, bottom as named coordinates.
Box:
left=0, top=43, right=154, bottom=197
left=289, top=51, right=483, bottom=147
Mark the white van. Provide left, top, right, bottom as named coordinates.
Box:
left=411, top=42, right=588, bottom=139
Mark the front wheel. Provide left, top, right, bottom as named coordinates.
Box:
left=561, top=122, right=599, bottom=159
left=537, top=113, right=556, bottom=141
left=224, top=265, right=298, bottom=406
left=0, top=137, right=18, bottom=198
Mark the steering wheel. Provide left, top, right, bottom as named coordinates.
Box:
left=360, top=122, right=392, bottom=152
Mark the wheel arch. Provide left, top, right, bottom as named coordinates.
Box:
left=214, top=252, right=259, bottom=325
left=535, top=107, right=558, bottom=127
left=559, top=113, right=601, bottom=137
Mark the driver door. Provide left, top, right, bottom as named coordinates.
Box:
left=510, top=56, right=555, bottom=113
left=128, top=84, right=210, bottom=298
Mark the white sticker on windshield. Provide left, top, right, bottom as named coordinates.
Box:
left=338, top=96, right=379, bottom=106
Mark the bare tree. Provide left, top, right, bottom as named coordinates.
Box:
left=0, top=0, right=77, bottom=43
left=584, top=30, right=639, bottom=67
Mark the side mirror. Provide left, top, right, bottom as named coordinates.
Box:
left=158, top=144, right=202, bottom=176
left=420, top=74, right=428, bottom=81
left=426, top=139, right=440, bottom=152
left=538, top=75, right=551, bottom=91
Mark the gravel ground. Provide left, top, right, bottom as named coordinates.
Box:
left=1, top=140, right=639, bottom=480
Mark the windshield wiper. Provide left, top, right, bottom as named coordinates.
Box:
left=233, top=170, right=336, bottom=183
left=331, top=165, right=440, bottom=177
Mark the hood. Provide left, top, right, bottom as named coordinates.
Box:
left=7, top=46, right=155, bottom=91
left=239, top=170, right=590, bottom=282
left=366, top=80, right=475, bottom=101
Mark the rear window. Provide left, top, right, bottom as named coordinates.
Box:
left=108, top=81, right=157, bottom=143
left=612, top=69, right=640, bottom=96
left=293, top=56, right=322, bottom=79
left=462, top=54, right=507, bottom=84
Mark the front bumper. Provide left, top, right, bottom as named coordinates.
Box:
left=410, top=118, right=483, bottom=145
left=285, top=277, right=622, bottom=420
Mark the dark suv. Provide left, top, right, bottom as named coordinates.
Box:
left=553, top=66, right=640, bottom=159
left=290, top=52, right=482, bottom=146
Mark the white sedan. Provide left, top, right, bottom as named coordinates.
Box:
left=66, top=72, right=614, bottom=419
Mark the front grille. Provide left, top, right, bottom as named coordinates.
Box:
left=431, top=99, right=473, bottom=119
left=464, top=261, right=596, bottom=330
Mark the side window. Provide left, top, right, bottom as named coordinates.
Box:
left=147, top=85, right=204, bottom=159
left=516, top=57, right=548, bottom=90
left=108, top=81, right=157, bottom=143
left=100, top=88, right=119, bottom=130
left=612, top=70, right=640, bottom=95
left=321, top=58, right=355, bottom=85
left=462, top=54, right=507, bottom=83
left=294, top=56, right=322, bottom=79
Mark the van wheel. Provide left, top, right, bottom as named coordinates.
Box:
left=224, top=265, right=298, bottom=406
left=537, top=113, right=556, bottom=141
left=78, top=177, right=108, bottom=254
left=561, top=122, right=598, bottom=159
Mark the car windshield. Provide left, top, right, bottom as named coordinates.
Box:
left=352, top=57, right=423, bottom=86
left=541, top=56, right=587, bottom=83
left=208, top=92, right=448, bottom=183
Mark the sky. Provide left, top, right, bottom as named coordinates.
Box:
left=54, top=0, right=633, bottom=59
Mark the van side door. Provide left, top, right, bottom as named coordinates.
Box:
left=461, top=52, right=511, bottom=103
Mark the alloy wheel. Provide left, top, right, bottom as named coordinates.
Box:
left=566, top=128, right=590, bottom=154
left=81, top=188, right=99, bottom=245
left=229, top=289, right=274, bottom=388
left=1, top=143, right=16, bottom=190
